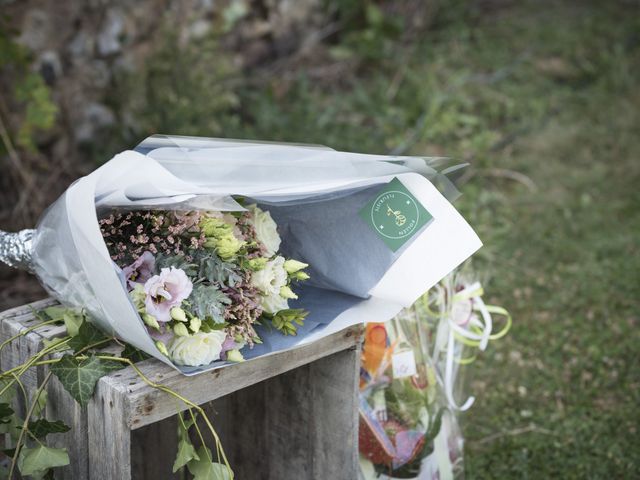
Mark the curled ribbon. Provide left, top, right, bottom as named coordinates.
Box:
left=429, top=279, right=511, bottom=411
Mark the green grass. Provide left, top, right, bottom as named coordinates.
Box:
left=229, top=2, right=640, bottom=477
left=109, top=0, right=640, bottom=476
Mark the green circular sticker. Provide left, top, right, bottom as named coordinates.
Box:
left=370, top=190, right=421, bottom=240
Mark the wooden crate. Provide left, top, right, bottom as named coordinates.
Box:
left=0, top=300, right=364, bottom=479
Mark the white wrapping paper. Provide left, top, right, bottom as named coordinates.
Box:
left=30, top=136, right=482, bottom=374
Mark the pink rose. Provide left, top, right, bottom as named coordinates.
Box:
left=144, top=267, right=193, bottom=322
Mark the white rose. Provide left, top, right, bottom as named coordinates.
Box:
left=251, top=256, right=288, bottom=296
left=168, top=331, right=227, bottom=367
left=261, top=292, right=289, bottom=315
left=248, top=204, right=281, bottom=256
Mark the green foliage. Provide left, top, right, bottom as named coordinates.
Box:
left=50, top=355, right=124, bottom=407
left=26, top=419, right=71, bottom=439
left=327, top=1, right=402, bottom=61
left=173, top=414, right=199, bottom=473
left=196, top=253, right=242, bottom=288
left=68, top=321, right=108, bottom=353
left=120, top=344, right=150, bottom=363
left=17, top=445, right=69, bottom=477
left=189, top=285, right=231, bottom=324
left=187, top=446, right=233, bottom=480
left=105, top=26, right=239, bottom=160
left=0, top=27, right=57, bottom=152
left=0, top=402, right=13, bottom=424
left=264, top=308, right=308, bottom=336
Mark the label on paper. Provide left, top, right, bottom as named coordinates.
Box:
left=392, top=350, right=417, bottom=379
left=359, top=177, right=433, bottom=251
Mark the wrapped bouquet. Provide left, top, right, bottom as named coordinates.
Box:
left=1, top=135, right=482, bottom=374
left=358, top=269, right=510, bottom=480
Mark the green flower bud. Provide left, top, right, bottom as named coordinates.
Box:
left=170, top=307, right=188, bottom=322
left=247, top=257, right=268, bottom=271
left=142, top=313, right=160, bottom=331
left=292, top=271, right=310, bottom=281
left=280, top=285, right=298, bottom=300
left=215, top=234, right=244, bottom=260
left=284, top=259, right=308, bottom=274
left=199, top=216, right=229, bottom=237
left=189, top=316, right=202, bottom=333
left=226, top=349, right=245, bottom=363
left=155, top=340, right=169, bottom=357
left=173, top=323, right=190, bottom=337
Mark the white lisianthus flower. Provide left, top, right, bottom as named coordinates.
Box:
left=168, top=331, right=227, bottom=367
left=251, top=256, right=288, bottom=296
left=261, top=292, right=289, bottom=314
left=248, top=204, right=281, bottom=256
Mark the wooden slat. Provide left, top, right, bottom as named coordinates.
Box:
left=114, top=325, right=363, bottom=430
left=87, top=374, right=132, bottom=480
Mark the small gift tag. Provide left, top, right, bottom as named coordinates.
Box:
left=392, top=350, right=417, bottom=379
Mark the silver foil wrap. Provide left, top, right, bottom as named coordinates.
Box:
left=0, top=229, right=35, bottom=272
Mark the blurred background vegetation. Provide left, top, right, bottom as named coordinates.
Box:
left=1, top=0, right=639, bottom=477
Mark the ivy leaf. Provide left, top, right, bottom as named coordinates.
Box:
left=0, top=378, right=16, bottom=405
left=187, top=447, right=233, bottom=480
left=68, top=322, right=108, bottom=353
left=172, top=438, right=200, bottom=473
left=17, top=445, right=69, bottom=477
left=0, top=403, right=13, bottom=424
left=120, top=344, right=150, bottom=363
left=27, top=419, right=70, bottom=439
left=32, top=390, right=48, bottom=418
left=41, top=306, right=84, bottom=337
left=50, top=355, right=124, bottom=406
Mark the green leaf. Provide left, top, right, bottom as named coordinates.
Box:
left=0, top=403, right=13, bottom=424
left=120, top=344, right=150, bottom=363
left=0, top=378, right=16, bottom=405
left=187, top=447, right=233, bottom=480
left=50, top=355, right=124, bottom=406
left=17, top=445, right=69, bottom=476
left=189, top=285, right=231, bottom=323
left=172, top=438, right=200, bottom=473
left=68, top=321, right=108, bottom=353
left=32, top=390, right=48, bottom=418
left=27, top=419, right=70, bottom=439
left=41, top=307, right=84, bottom=337
left=0, top=411, right=22, bottom=439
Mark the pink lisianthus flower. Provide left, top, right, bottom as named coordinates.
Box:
left=123, top=251, right=156, bottom=289
left=143, top=267, right=193, bottom=322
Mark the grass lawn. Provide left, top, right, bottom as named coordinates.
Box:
left=213, top=1, right=639, bottom=477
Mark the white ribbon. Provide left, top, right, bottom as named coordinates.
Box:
left=434, top=281, right=494, bottom=411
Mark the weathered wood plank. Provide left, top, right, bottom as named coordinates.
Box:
left=131, top=416, right=179, bottom=479
left=201, top=346, right=360, bottom=480
left=116, top=325, right=363, bottom=430
left=87, top=375, right=131, bottom=480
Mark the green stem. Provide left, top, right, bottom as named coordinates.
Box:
left=0, top=318, right=61, bottom=358
left=96, top=355, right=231, bottom=473
left=8, top=371, right=53, bottom=478
left=0, top=339, right=70, bottom=398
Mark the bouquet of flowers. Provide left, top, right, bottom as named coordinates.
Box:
left=358, top=268, right=510, bottom=480
left=358, top=319, right=464, bottom=480
left=99, top=205, right=310, bottom=367
left=0, top=135, right=482, bottom=374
